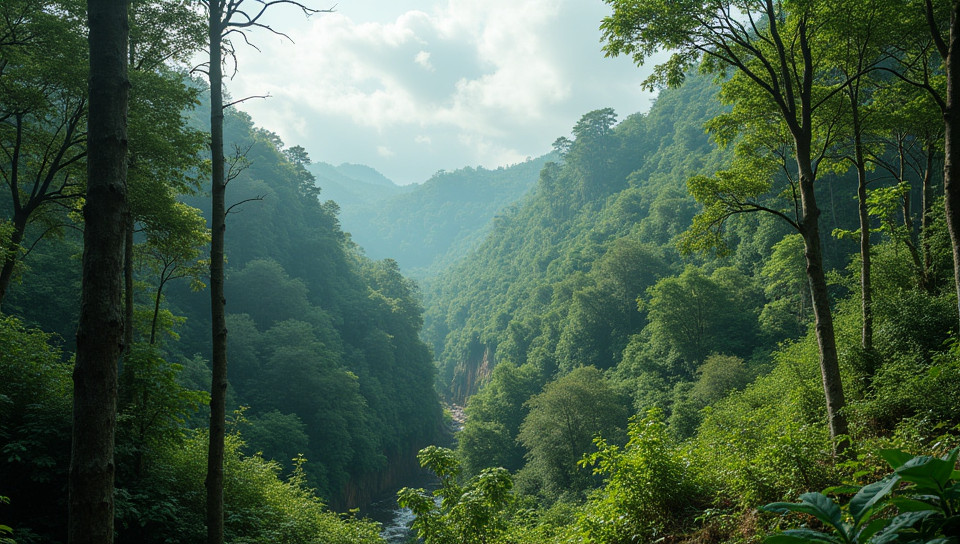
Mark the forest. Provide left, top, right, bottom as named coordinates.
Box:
left=3, top=0, right=960, bottom=543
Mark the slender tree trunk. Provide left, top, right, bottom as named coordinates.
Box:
left=123, top=1, right=136, bottom=352
left=851, top=99, right=873, bottom=352
left=149, top=279, right=164, bottom=345
left=69, top=0, right=128, bottom=542
left=945, top=5, right=960, bottom=329
left=796, top=144, right=850, bottom=454
left=205, top=5, right=228, bottom=544
left=922, top=141, right=935, bottom=286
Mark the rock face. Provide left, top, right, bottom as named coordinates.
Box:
left=335, top=443, right=430, bottom=511
left=450, top=343, right=494, bottom=405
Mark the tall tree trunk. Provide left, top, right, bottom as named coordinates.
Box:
left=851, top=98, right=873, bottom=353
left=922, top=141, right=935, bottom=287
left=944, top=4, right=960, bottom=329
left=149, top=278, right=165, bottom=345
left=796, top=145, right=850, bottom=454
left=205, top=4, right=228, bottom=544
left=69, top=0, right=128, bottom=542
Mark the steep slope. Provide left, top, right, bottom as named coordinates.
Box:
left=423, top=72, right=861, bottom=403
left=307, top=161, right=409, bottom=209
left=332, top=157, right=553, bottom=278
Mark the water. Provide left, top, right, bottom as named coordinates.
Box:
left=364, top=479, right=440, bottom=544
left=368, top=497, right=417, bottom=544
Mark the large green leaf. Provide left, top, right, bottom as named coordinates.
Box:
left=766, top=528, right=840, bottom=544
left=896, top=455, right=954, bottom=492
left=877, top=510, right=936, bottom=536
left=878, top=449, right=915, bottom=470
left=764, top=493, right=845, bottom=534
left=850, top=477, right=899, bottom=525
left=889, top=497, right=938, bottom=512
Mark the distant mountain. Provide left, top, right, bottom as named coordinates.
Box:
left=328, top=156, right=554, bottom=278
left=334, top=163, right=397, bottom=188
left=308, top=162, right=411, bottom=209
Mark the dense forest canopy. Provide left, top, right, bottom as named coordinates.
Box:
left=4, top=1, right=960, bottom=543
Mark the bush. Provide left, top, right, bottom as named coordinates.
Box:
left=137, top=430, right=384, bottom=544
left=577, top=410, right=704, bottom=544
left=691, top=338, right=837, bottom=505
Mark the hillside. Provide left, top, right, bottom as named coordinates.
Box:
left=321, top=157, right=552, bottom=278
left=307, top=161, right=410, bottom=209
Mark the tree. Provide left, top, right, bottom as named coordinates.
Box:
left=0, top=0, right=88, bottom=305
left=517, top=366, right=628, bottom=499
left=907, top=0, right=960, bottom=327
left=199, top=6, right=329, bottom=538
left=398, top=446, right=515, bottom=544
left=458, top=362, right=542, bottom=475
left=642, top=266, right=759, bottom=374
left=601, top=0, right=857, bottom=451
left=69, top=0, right=128, bottom=542
left=134, top=200, right=208, bottom=345
left=820, top=0, right=897, bottom=353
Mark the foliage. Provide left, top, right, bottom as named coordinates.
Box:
left=641, top=265, right=761, bottom=372
left=137, top=430, right=385, bottom=544
left=398, top=446, right=515, bottom=544
left=0, top=315, right=71, bottom=542
left=691, top=337, right=839, bottom=506
left=517, top=366, right=629, bottom=500
left=458, top=362, right=543, bottom=475
left=763, top=447, right=960, bottom=544
left=578, top=410, right=704, bottom=544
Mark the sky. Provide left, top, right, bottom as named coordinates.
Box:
left=226, top=0, right=661, bottom=185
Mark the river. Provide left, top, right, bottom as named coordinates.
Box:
left=363, top=405, right=463, bottom=543
left=363, top=478, right=440, bottom=544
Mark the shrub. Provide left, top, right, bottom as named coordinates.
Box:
left=577, top=410, right=704, bottom=544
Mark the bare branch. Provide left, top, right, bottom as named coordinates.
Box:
left=225, top=195, right=265, bottom=216
left=223, top=94, right=270, bottom=110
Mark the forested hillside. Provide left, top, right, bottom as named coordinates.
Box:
left=0, top=2, right=440, bottom=539
left=425, top=74, right=827, bottom=401
left=407, top=17, right=960, bottom=543
left=6, top=0, right=960, bottom=543
left=326, top=157, right=551, bottom=277
left=306, top=161, right=409, bottom=209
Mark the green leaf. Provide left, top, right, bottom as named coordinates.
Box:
left=896, top=455, right=954, bottom=491
left=857, top=517, right=890, bottom=542
left=766, top=528, right=839, bottom=543
left=888, top=497, right=937, bottom=512
left=878, top=449, right=914, bottom=470
left=878, top=510, right=936, bottom=535
left=850, top=476, right=899, bottom=525
left=763, top=493, right=845, bottom=533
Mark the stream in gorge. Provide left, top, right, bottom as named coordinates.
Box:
left=363, top=477, right=439, bottom=544
left=364, top=404, right=464, bottom=543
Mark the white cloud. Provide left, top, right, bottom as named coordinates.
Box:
left=414, top=50, right=434, bottom=71
left=227, top=0, right=659, bottom=184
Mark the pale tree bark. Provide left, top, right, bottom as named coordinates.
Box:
left=918, top=0, right=960, bottom=325
left=69, top=0, right=129, bottom=543
left=944, top=6, right=960, bottom=325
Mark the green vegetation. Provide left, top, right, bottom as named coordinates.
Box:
left=408, top=1, right=960, bottom=541
left=330, top=157, right=552, bottom=278
left=5, top=0, right=960, bottom=543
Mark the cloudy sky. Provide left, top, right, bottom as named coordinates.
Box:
left=226, top=0, right=660, bottom=185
